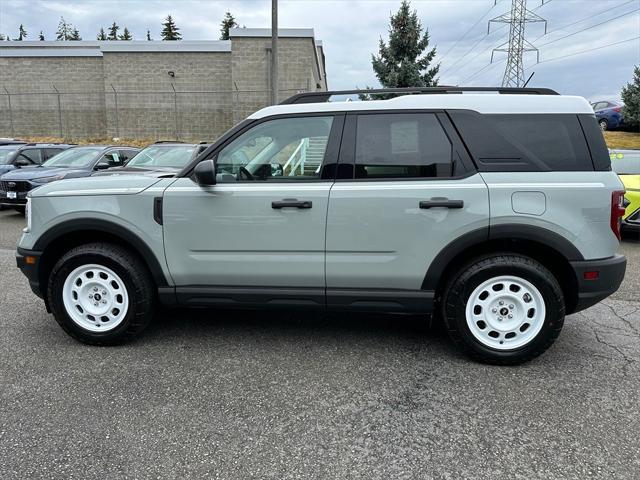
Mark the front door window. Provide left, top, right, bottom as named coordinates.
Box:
left=216, top=116, right=334, bottom=182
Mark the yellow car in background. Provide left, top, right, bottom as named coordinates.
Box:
left=611, top=150, right=640, bottom=230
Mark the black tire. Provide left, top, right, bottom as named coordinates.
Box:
left=14, top=206, right=25, bottom=215
left=47, top=242, right=155, bottom=345
left=599, top=119, right=608, bottom=131
left=441, top=254, right=565, bottom=365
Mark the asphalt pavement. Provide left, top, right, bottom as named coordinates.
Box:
left=1, top=209, right=639, bottom=479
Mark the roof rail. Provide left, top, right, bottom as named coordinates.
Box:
left=154, top=140, right=186, bottom=144
left=280, top=86, right=560, bottom=105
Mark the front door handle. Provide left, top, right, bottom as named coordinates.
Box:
left=419, top=198, right=464, bottom=209
left=272, top=199, right=313, bottom=209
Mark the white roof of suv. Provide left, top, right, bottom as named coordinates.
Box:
left=250, top=94, right=594, bottom=119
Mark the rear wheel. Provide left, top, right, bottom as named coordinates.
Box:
left=442, top=254, right=565, bottom=365
left=599, top=119, right=609, bottom=131
left=48, top=243, right=155, bottom=345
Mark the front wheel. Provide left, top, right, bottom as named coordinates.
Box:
left=48, top=243, right=155, bottom=345
left=442, top=254, right=565, bottom=365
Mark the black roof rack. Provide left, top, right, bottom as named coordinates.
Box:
left=154, top=140, right=186, bottom=144
left=280, top=86, right=560, bottom=105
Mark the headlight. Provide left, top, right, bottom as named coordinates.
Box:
left=35, top=174, right=65, bottom=184
left=24, top=198, right=32, bottom=233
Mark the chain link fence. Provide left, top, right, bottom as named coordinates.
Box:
left=0, top=85, right=308, bottom=141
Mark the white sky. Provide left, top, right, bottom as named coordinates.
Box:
left=0, top=0, right=638, bottom=102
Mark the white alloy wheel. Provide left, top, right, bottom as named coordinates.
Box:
left=465, top=275, right=546, bottom=350
left=62, top=264, right=130, bottom=332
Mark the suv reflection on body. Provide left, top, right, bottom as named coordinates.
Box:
left=16, top=87, right=627, bottom=364
left=92, top=141, right=210, bottom=178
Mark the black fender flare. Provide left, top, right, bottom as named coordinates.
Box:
left=34, top=218, right=169, bottom=287
left=422, top=224, right=584, bottom=291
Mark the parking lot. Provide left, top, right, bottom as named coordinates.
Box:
left=1, top=209, right=639, bottom=479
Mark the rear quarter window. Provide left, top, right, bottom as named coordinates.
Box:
left=449, top=111, right=597, bottom=172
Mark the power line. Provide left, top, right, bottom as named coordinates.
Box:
left=532, top=0, right=636, bottom=42
left=535, top=36, right=640, bottom=64
left=489, top=0, right=548, bottom=87
left=536, top=7, right=639, bottom=48
left=442, top=0, right=552, bottom=80
left=438, top=4, right=497, bottom=64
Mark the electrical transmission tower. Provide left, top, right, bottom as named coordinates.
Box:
left=489, top=0, right=547, bottom=87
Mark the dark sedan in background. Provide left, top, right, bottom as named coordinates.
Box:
left=92, top=142, right=210, bottom=178
left=0, top=145, right=139, bottom=212
left=591, top=100, right=625, bottom=131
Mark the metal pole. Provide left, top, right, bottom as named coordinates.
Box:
left=110, top=84, right=119, bottom=138
left=3, top=87, right=14, bottom=138
left=170, top=83, right=179, bottom=140
left=52, top=84, right=63, bottom=138
left=271, top=0, right=278, bottom=105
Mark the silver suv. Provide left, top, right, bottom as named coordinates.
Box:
left=15, top=87, right=627, bottom=364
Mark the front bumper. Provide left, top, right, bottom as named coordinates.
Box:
left=570, top=255, right=626, bottom=313
left=16, top=247, right=44, bottom=299
left=0, top=189, right=29, bottom=207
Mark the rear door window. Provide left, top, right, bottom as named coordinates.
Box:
left=354, top=113, right=453, bottom=179
left=18, top=149, right=41, bottom=164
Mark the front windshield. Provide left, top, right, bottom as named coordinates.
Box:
left=42, top=147, right=103, bottom=168
left=126, top=145, right=195, bottom=168
left=0, top=149, right=17, bottom=165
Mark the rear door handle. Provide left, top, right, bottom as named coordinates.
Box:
left=272, top=199, right=313, bottom=209
left=419, top=199, right=464, bottom=209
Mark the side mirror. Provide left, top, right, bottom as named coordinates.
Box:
left=94, top=162, right=110, bottom=170
left=194, top=159, right=216, bottom=185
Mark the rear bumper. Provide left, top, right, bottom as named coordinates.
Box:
left=570, top=255, right=626, bottom=313
left=16, top=247, right=44, bottom=299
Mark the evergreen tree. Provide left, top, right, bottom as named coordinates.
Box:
left=219, top=11, right=237, bottom=40
left=107, top=22, right=120, bottom=40
left=146, top=29, right=152, bottom=41
left=16, top=24, right=27, bottom=41
left=621, top=65, right=640, bottom=129
left=370, top=1, right=439, bottom=90
left=119, top=27, right=133, bottom=40
left=38, top=31, right=45, bottom=41
left=161, top=15, right=181, bottom=41
left=56, top=17, right=72, bottom=41
left=97, top=28, right=107, bottom=40
left=69, top=28, right=82, bottom=40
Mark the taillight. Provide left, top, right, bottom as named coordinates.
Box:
left=613, top=106, right=622, bottom=113
left=611, top=190, right=626, bottom=240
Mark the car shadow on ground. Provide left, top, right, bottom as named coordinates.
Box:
left=142, top=306, right=461, bottom=356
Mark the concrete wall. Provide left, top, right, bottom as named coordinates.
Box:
left=0, top=31, right=326, bottom=141
left=0, top=56, right=106, bottom=138
left=102, top=51, right=233, bottom=140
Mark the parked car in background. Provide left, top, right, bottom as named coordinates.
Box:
left=611, top=149, right=640, bottom=231
left=0, top=143, right=75, bottom=210
left=93, top=142, right=210, bottom=178
left=0, top=145, right=139, bottom=213
left=591, top=100, right=625, bottom=131
left=0, top=143, right=75, bottom=177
